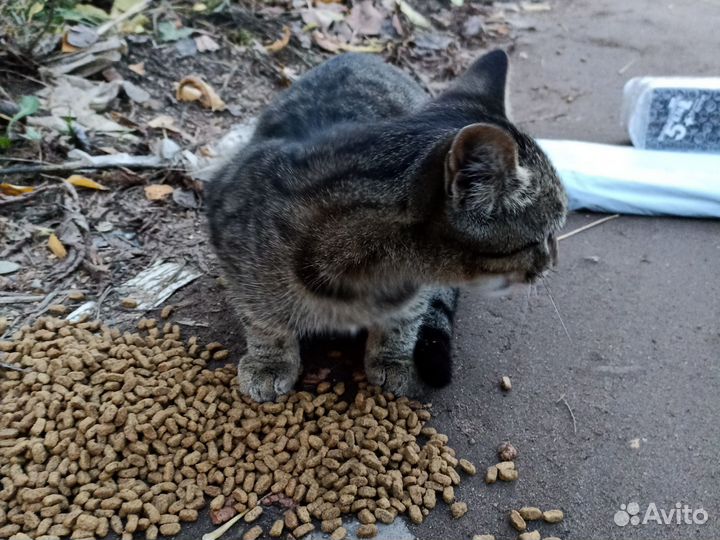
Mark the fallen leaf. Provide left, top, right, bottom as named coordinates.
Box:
left=0, top=183, right=34, bottom=196
left=64, top=4, right=110, bottom=24
left=175, top=38, right=198, bottom=58
left=520, top=1, right=551, bottom=11
left=397, top=0, right=431, bottom=28
left=111, top=0, right=144, bottom=16
left=177, top=85, right=203, bottom=101
left=312, top=31, right=341, bottom=52
left=27, top=2, right=44, bottom=21
left=210, top=506, right=237, bottom=525
left=128, top=62, right=145, bottom=75
left=7, top=96, right=40, bottom=136
left=172, top=188, right=199, bottom=209
left=122, top=81, right=151, bottom=103
left=61, top=38, right=80, bottom=53
left=340, top=41, right=385, bottom=53
left=414, top=31, right=453, bottom=50
left=194, top=34, right=220, bottom=52
left=346, top=0, right=386, bottom=36
left=147, top=114, right=177, bottom=130
left=66, top=174, right=109, bottom=190
left=48, top=234, right=68, bottom=259
left=144, top=184, right=174, bottom=200
left=265, top=26, right=291, bottom=53
left=0, top=261, right=21, bottom=275
left=64, top=25, right=99, bottom=49
left=301, top=5, right=347, bottom=31
left=96, top=221, right=114, bottom=232
left=176, top=76, right=225, bottom=111
left=146, top=114, right=194, bottom=141
left=158, top=20, right=195, bottom=42
left=462, top=15, right=484, bottom=38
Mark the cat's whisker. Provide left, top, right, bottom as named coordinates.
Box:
left=540, top=277, right=572, bottom=343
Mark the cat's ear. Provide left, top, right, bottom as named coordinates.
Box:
left=463, top=49, right=509, bottom=113
left=468, top=49, right=509, bottom=105
left=444, top=123, right=518, bottom=211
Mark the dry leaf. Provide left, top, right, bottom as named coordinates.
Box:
left=144, top=184, right=174, bottom=200
left=148, top=114, right=177, bottom=129
left=397, top=0, right=431, bottom=28
left=301, top=5, right=347, bottom=31
left=66, top=174, right=109, bottom=191
left=346, top=0, right=386, bottom=36
left=0, top=183, right=34, bottom=196
left=128, top=62, right=145, bottom=75
left=265, top=26, right=291, bottom=54
left=312, top=31, right=342, bottom=52
left=61, top=38, right=80, bottom=53
left=178, top=85, right=203, bottom=101
left=194, top=35, right=220, bottom=52
left=210, top=506, right=237, bottom=525
left=176, top=76, right=225, bottom=111
left=48, top=234, right=68, bottom=259
left=341, top=41, right=385, bottom=53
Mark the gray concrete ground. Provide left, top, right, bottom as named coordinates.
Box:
left=184, top=1, right=720, bottom=539
left=420, top=1, right=720, bottom=539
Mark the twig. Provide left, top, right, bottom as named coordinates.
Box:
left=556, top=394, right=577, bottom=434
left=0, top=295, right=46, bottom=304
left=26, top=0, right=57, bottom=55
left=176, top=320, right=210, bottom=327
left=202, top=494, right=273, bottom=540
left=95, top=285, right=114, bottom=320
left=96, top=0, right=151, bottom=36
left=558, top=214, right=619, bottom=242
left=618, top=58, right=637, bottom=75
left=0, top=185, right=62, bottom=206
left=48, top=181, right=89, bottom=281
left=0, top=362, right=30, bottom=373
left=0, top=161, right=174, bottom=177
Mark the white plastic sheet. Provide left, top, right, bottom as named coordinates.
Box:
left=539, top=139, right=720, bottom=218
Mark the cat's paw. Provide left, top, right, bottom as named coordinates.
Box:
left=365, top=358, right=417, bottom=396
left=237, top=359, right=299, bottom=402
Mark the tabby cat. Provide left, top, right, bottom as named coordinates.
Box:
left=206, top=50, right=567, bottom=402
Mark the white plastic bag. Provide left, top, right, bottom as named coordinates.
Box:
left=539, top=139, right=720, bottom=217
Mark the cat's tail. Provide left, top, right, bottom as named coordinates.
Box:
left=413, top=287, right=459, bottom=388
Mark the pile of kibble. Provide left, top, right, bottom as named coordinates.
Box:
left=0, top=316, right=477, bottom=540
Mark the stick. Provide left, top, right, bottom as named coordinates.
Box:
left=0, top=185, right=61, bottom=206
left=0, top=295, right=46, bottom=304
left=202, top=494, right=272, bottom=540
left=96, top=0, right=151, bottom=36
left=557, top=214, right=619, bottom=242
left=0, top=362, right=29, bottom=373
left=0, top=160, right=171, bottom=177
left=95, top=285, right=114, bottom=320
left=556, top=394, right=577, bottom=434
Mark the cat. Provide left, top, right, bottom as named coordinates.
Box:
left=206, top=50, right=567, bottom=402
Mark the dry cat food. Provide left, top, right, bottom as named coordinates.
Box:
left=0, top=316, right=476, bottom=539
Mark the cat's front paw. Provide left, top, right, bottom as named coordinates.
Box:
left=237, top=357, right=299, bottom=402
left=365, top=358, right=417, bottom=396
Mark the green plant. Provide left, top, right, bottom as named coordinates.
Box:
left=0, top=96, right=40, bottom=150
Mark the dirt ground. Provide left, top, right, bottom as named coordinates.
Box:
left=2, top=0, right=720, bottom=539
